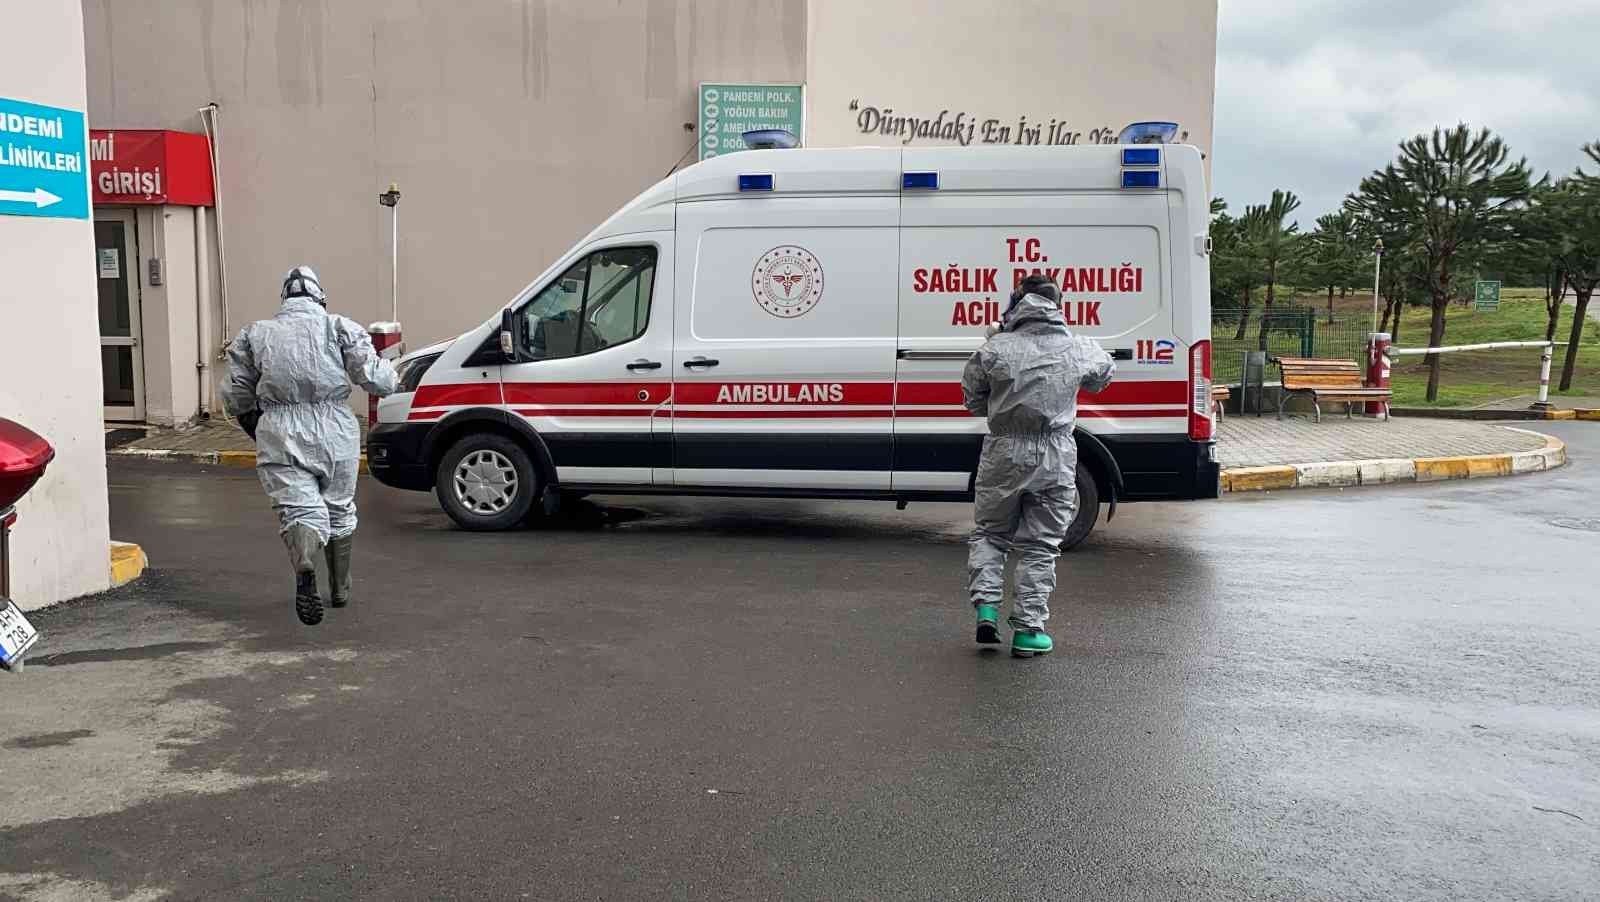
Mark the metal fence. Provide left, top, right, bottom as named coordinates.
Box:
left=1210, top=306, right=1371, bottom=385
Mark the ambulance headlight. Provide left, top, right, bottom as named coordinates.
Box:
left=1118, top=122, right=1180, bottom=145
left=396, top=353, right=441, bottom=394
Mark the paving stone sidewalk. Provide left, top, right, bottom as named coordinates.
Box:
left=116, top=413, right=1550, bottom=474
left=1470, top=393, right=1600, bottom=411
left=1217, top=415, right=1546, bottom=469
left=112, top=418, right=367, bottom=454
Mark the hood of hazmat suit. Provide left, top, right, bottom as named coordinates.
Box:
left=962, top=292, right=1116, bottom=436
left=222, top=281, right=399, bottom=471
left=960, top=292, right=1117, bottom=629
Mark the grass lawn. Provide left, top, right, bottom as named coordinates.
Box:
left=1273, top=289, right=1600, bottom=407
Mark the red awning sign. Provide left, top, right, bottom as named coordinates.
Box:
left=89, top=129, right=214, bottom=206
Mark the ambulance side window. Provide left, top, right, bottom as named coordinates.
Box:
left=518, top=246, right=656, bottom=361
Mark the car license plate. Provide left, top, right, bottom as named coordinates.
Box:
left=0, top=599, right=39, bottom=668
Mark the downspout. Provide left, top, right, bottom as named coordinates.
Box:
left=197, top=103, right=232, bottom=349
left=194, top=204, right=213, bottom=419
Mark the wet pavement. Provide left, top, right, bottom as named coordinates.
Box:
left=3, top=424, right=1597, bottom=900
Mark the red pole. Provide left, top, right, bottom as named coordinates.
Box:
left=367, top=322, right=403, bottom=425
left=1366, top=332, right=1391, bottom=416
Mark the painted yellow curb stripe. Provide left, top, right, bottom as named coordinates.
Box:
left=109, top=541, right=147, bottom=588
left=1413, top=455, right=1512, bottom=481
left=1575, top=409, right=1600, bottom=421
left=1221, top=466, right=1297, bottom=493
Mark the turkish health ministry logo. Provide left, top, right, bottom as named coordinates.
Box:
left=752, top=246, right=824, bottom=319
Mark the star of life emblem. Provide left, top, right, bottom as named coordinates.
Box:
left=752, top=246, right=824, bottom=318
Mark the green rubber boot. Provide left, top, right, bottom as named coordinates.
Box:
left=1011, top=627, right=1053, bottom=658
left=974, top=604, right=1001, bottom=645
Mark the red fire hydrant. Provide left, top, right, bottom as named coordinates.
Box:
left=0, top=418, right=55, bottom=671
left=367, top=322, right=404, bottom=425
left=1366, top=332, right=1391, bottom=417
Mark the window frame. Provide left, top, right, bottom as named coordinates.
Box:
left=512, top=243, right=659, bottom=363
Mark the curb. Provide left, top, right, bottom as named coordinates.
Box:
left=1390, top=406, right=1599, bottom=421
left=1221, top=429, right=1566, bottom=494
left=109, top=541, right=147, bottom=588
left=111, top=448, right=370, bottom=474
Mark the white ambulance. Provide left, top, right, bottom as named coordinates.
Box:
left=368, top=143, right=1219, bottom=547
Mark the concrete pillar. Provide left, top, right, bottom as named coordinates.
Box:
left=0, top=0, right=112, bottom=609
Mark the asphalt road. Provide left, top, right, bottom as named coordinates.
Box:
left=3, top=424, right=1597, bottom=900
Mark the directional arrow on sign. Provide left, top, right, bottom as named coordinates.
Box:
left=0, top=187, right=62, bottom=208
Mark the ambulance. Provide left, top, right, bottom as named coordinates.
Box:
left=367, top=141, right=1219, bottom=547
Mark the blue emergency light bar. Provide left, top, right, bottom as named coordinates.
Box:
left=1121, top=170, right=1161, bottom=189
left=738, top=173, right=774, bottom=192
left=1121, top=147, right=1161, bottom=167
left=902, top=171, right=939, bottom=190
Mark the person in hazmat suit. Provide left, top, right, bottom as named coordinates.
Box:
left=223, top=266, right=399, bottom=626
left=962, top=274, right=1115, bottom=657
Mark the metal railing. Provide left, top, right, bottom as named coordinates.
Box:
left=1211, top=306, right=1371, bottom=384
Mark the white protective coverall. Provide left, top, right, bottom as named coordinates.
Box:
left=222, top=270, right=398, bottom=546
left=962, top=292, right=1116, bottom=629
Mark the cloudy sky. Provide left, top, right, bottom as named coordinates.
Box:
left=1211, top=0, right=1600, bottom=224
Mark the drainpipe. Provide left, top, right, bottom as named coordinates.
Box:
left=194, top=204, right=213, bottom=419
left=197, top=104, right=232, bottom=344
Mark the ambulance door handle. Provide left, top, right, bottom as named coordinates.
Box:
left=626, top=359, right=662, bottom=371
left=683, top=357, right=719, bottom=369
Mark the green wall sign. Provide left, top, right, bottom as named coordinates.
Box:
left=698, top=83, right=804, bottom=161
left=1474, top=280, right=1502, bottom=312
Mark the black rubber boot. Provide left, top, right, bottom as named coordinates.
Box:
left=325, top=534, right=353, bottom=608
left=285, top=524, right=324, bottom=626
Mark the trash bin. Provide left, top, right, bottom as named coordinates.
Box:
left=1242, top=350, right=1268, bottom=416
left=0, top=417, right=54, bottom=671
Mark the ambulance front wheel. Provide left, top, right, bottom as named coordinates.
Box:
left=1060, top=461, right=1100, bottom=552
left=435, top=433, right=540, bottom=531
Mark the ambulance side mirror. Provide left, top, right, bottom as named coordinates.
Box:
left=499, top=308, right=518, bottom=362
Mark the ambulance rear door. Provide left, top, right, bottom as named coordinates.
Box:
left=894, top=146, right=1184, bottom=492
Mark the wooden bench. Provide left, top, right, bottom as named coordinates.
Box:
left=1211, top=385, right=1230, bottom=422
left=1274, top=357, right=1391, bottom=422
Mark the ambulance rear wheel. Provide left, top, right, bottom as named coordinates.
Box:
left=1060, top=461, right=1100, bottom=552
left=435, top=434, right=539, bottom=531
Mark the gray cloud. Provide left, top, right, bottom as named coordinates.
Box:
left=1212, top=0, right=1600, bottom=224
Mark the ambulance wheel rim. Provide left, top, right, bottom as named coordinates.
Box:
left=454, top=449, right=519, bottom=513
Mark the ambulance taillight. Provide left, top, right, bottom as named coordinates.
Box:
left=1188, top=340, right=1213, bottom=442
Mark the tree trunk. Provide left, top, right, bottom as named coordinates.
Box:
left=1545, top=274, right=1566, bottom=342
left=1327, top=284, right=1335, bottom=324
left=1390, top=299, right=1402, bottom=345
left=1340, top=285, right=1347, bottom=299
left=1257, top=261, right=1277, bottom=350
left=1424, top=295, right=1448, bottom=402
left=1559, top=286, right=1593, bottom=392
left=1233, top=285, right=1251, bottom=340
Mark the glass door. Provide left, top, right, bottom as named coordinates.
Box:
left=95, top=209, right=144, bottom=421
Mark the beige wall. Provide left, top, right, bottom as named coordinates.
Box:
left=83, top=0, right=807, bottom=362
left=1, top=0, right=112, bottom=609
left=130, top=205, right=200, bottom=426
left=805, top=0, right=1216, bottom=161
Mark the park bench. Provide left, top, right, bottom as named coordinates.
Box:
left=1211, top=385, right=1230, bottom=422
left=1274, top=357, right=1391, bottom=422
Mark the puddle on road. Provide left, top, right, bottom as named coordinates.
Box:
left=0, top=620, right=389, bottom=833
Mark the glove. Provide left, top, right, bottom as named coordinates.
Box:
left=238, top=410, right=260, bottom=442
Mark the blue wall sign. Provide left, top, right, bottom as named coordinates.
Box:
left=0, top=96, right=90, bottom=219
